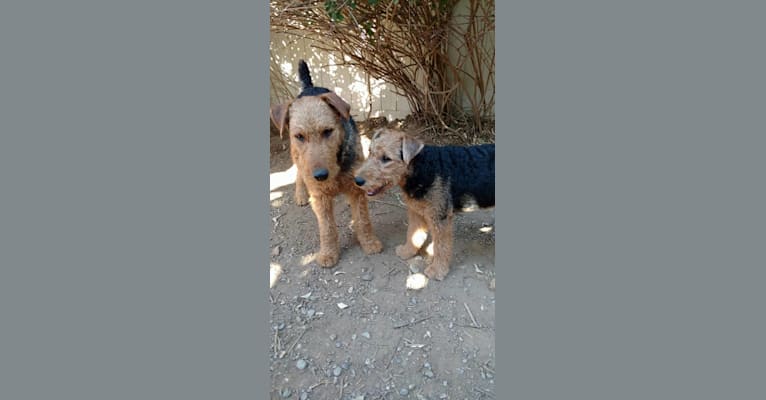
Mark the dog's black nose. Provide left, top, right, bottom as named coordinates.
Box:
left=313, top=168, right=329, bottom=181
left=354, top=176, right=365, bottom=186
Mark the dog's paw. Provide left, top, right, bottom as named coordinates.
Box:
left=424, top=263, right=449, bottom=281
left=361, top=237, right=383, bottom=255
left=395, top=244, right=418, bottom=260
left=316, top=251, right=339, bottom=268
left=294, top=192, right=309, bottom=206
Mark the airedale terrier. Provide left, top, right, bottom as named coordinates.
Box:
left=354, top=128, right=494, bottom=280
left=270, top=60, right=383, bottom=267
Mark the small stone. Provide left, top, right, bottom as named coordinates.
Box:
left=341, top=361, right=351, bottom=370
left=335, top=342, right=342, bottom=348
left=330, top=334, right=337, bottom=341
left=280, top=388, right=292, bottom=398
left=361, top=331, right=371, bottom=339
left=271, top=246, right=280, bottom=256
left=408, top=384, right=416, bottom=390
left=424, top=369, right=434, bottom=378
left=278, top=322, right=285, bottom=331
left=306, top=309, right=315, bottom=318
left=439, top=394, right=447, bottom=399
left=361, top=273, right=373, bottom=281
left=296, top=359, right=307, bottom=370
left=333, top=366, right=342, bottom=377
left=399, top=388, right=409, bottom=396
left=424, top=362, right=431, bottom=369
left=300, top=392, right=308, bottom=400
left=489, top=278, right=495, bottom=290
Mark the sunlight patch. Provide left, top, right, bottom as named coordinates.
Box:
left=411, top=228, right=428, bottom=249
left=269, top=263, right=283, bottom=288
left=301, top=254, right=316, bottom=266
left=406, top=273, right=429, bottom=290
left=361, top=135, right=371, bottom=157
left=270, top=164, right=298, bottom=191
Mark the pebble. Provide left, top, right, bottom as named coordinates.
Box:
left=361, top=273, right=374, bottom=281
left=296, top=359, right=307, bottom=370
left=271, top=246, right=280, bottom=256
left=399, top=388, right=409, bottom=396
left=306, top=309, right=315, bottom=318
left=335, top=342, right=342, bottom=348
left=361, top=331, right=371, bottom=339
left=280, top=388, right=292, bottom=398
left=333, top=366, right=342, bottom=377
left=439, top=394, right=447, bottom=399
left=300, top=392, right=308, bottom=400
left=341, top=361, right=351, bottom=370
left=330, top=334, right=337, bottom=341
left=423, top=369, right=434, bottom=378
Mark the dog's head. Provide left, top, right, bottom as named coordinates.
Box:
left=270, top=92, right=353, bottom=183
left=353, top=128, right=424, bottom=196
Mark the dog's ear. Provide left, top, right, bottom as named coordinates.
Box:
left=269, top=102, right=290, bottom=138
left=320, top=92, right=351, bottom=121
left=401, top=136, right=424, bottom=164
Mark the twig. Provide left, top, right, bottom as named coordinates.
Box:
left=393, top=316, right=432, bottom=329
left=338, top=376, right=344, bottom=399
left=280, top=327, right=309, bottom=358
left=473, top=386, right=495, bottom=398
left=308, top=381, right=326, bottom=391
left=385, top=335, right=404, bottom=369
left=464, top=302, right=480, bottom=328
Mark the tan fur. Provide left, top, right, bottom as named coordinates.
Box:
left=270, top=95, right=382, bottom=267
left=354, top=128, right=456, bottom=280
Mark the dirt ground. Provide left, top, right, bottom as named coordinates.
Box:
left=269, top=121, right=495, bottom=400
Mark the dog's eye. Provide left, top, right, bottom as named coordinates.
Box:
left=295, top=133, right=305, bottom=142
left=381, top=155, right=391, bottom=163
left=322, top=129, right=333, bottom=138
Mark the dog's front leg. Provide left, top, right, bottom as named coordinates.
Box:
left=310, top=194, right=339, bottom=267
left=396, top=207, right=428, bottom=260
left=347, top=190, right=383, bottom=255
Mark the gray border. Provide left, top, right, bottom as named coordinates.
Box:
left=505, top=1, right=766, bottom=399
left=0, top=1, right=267, bottom=398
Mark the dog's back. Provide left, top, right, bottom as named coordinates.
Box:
left=404, top=144, right=495, bottom=209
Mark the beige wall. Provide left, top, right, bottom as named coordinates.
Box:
left=270, top=32, right=411, bottom=121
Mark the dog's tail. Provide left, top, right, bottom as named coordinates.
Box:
left=298, top=60, right=313, bottom=90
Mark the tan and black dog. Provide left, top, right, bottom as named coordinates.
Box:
left=354, top=128, right=494, bottom=280
left=270, top=60, right=382, bottom=267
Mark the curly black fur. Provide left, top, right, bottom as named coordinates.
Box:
left=292, top=60, right=356, bottom=172
left=404, top=144, right=495, bottom=217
